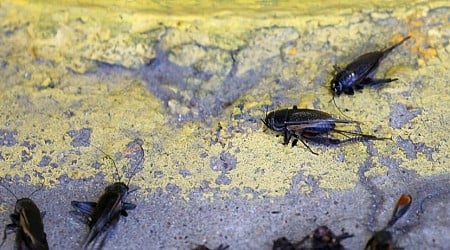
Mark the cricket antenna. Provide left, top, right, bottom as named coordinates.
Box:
left=28, top=182, right=44, bottom=199
left=95, top=146, right=122, bottom=182
left=0, top=174, right=44, bottom=200
left=329, top=94, right=353, bottom=120
left=0, top=177, right=19, bottom=200
left=124, top=140, right=144, bottom=187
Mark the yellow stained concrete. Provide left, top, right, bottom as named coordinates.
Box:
left=0, top=1, right=449, bottom=200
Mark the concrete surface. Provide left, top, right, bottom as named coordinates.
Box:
left=0, top=1, right=449, bottom=249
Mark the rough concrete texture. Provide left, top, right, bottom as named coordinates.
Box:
left=0, top=1, right=449, bottom=249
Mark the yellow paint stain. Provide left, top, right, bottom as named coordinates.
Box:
left=405, top=9, right=441, bottom=64
left=421, top=47, right=437, bottom=61
left=298, top=93, right=317, bottom=109
left=288, top=46, right=297, bottom=56
left=364, top=162, right=388, bottom=178
left=0, top=0, right=449, bottom=200
left=390, top=34, right=409, bottom=44
left=70, top=171, right=79, bottom=179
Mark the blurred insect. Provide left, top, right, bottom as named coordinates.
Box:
left=309, top=226, right=354, bottom=250
left=273, top=237, right=296, bottom=250
left=71, top=142, right=144, bottom=249
left=365, top=194, right=412, bottom=250
left=192, top=244, right=229, bottom=250
left=272, top=225, right=353, bottom=250
left=330, top=36, right=411, bottom=116
left=0, top=179, right=48, bottom=250
left=331, top=36, right=411, bottom=97
left=262, top=106, right=388, bottom=155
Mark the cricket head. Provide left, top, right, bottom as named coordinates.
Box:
left=105, top=182, right=129, bottom=196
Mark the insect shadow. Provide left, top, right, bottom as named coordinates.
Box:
left=71, top=145, right=143, bottom=250
left=329, top=36, right=411, bottom=114
left=272, top=225, right=353, bottom=250
left=365, top=194, right=412, bottom=250
left=0, top=178, right=49, bottom=250
left=262, top=105, right=389, bottom=155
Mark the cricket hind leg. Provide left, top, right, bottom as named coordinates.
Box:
left=294, top=132, right=356, bottom=154
left=297, top=133, right=378, bottom=154
left=289, top=134, right=319, bottom=155
left=331, top=133, right=386, bottom=145
left=299, top=139, right=319, bottom=155
left=333, top=129, right=390, bottom=141
left=301, top=131, right=384, bottom=150
left=295, top=129, right=389, bottom=154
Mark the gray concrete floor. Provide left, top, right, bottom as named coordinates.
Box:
left=1, top=174, right=449, bottom=249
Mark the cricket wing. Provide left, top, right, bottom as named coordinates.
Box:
left=120, top=202, right=137, bottom=217
left=122, top=202, right=136, bottom=211
left=71, top=201, right=97, bottom=216
left=284, top=118, right=355, bottom=126
left=18, top=207, right=48, bottom=250
left=16, top=227, right=49, bottom=250
left=82, top=193, right=124, bottom=249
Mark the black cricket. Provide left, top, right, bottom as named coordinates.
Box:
left=331, top=36, right=411, bottom=97
left=262, top=106, right=388, bottom=155
left=71, top=183, right=136, bottom=249
left=272, top=225, right=353, bottom=250
left=365, top=194, right=412, bottom=250
left=71, top=148, right=140, bottom=249
left=0, top=181, right=49, bottom=250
